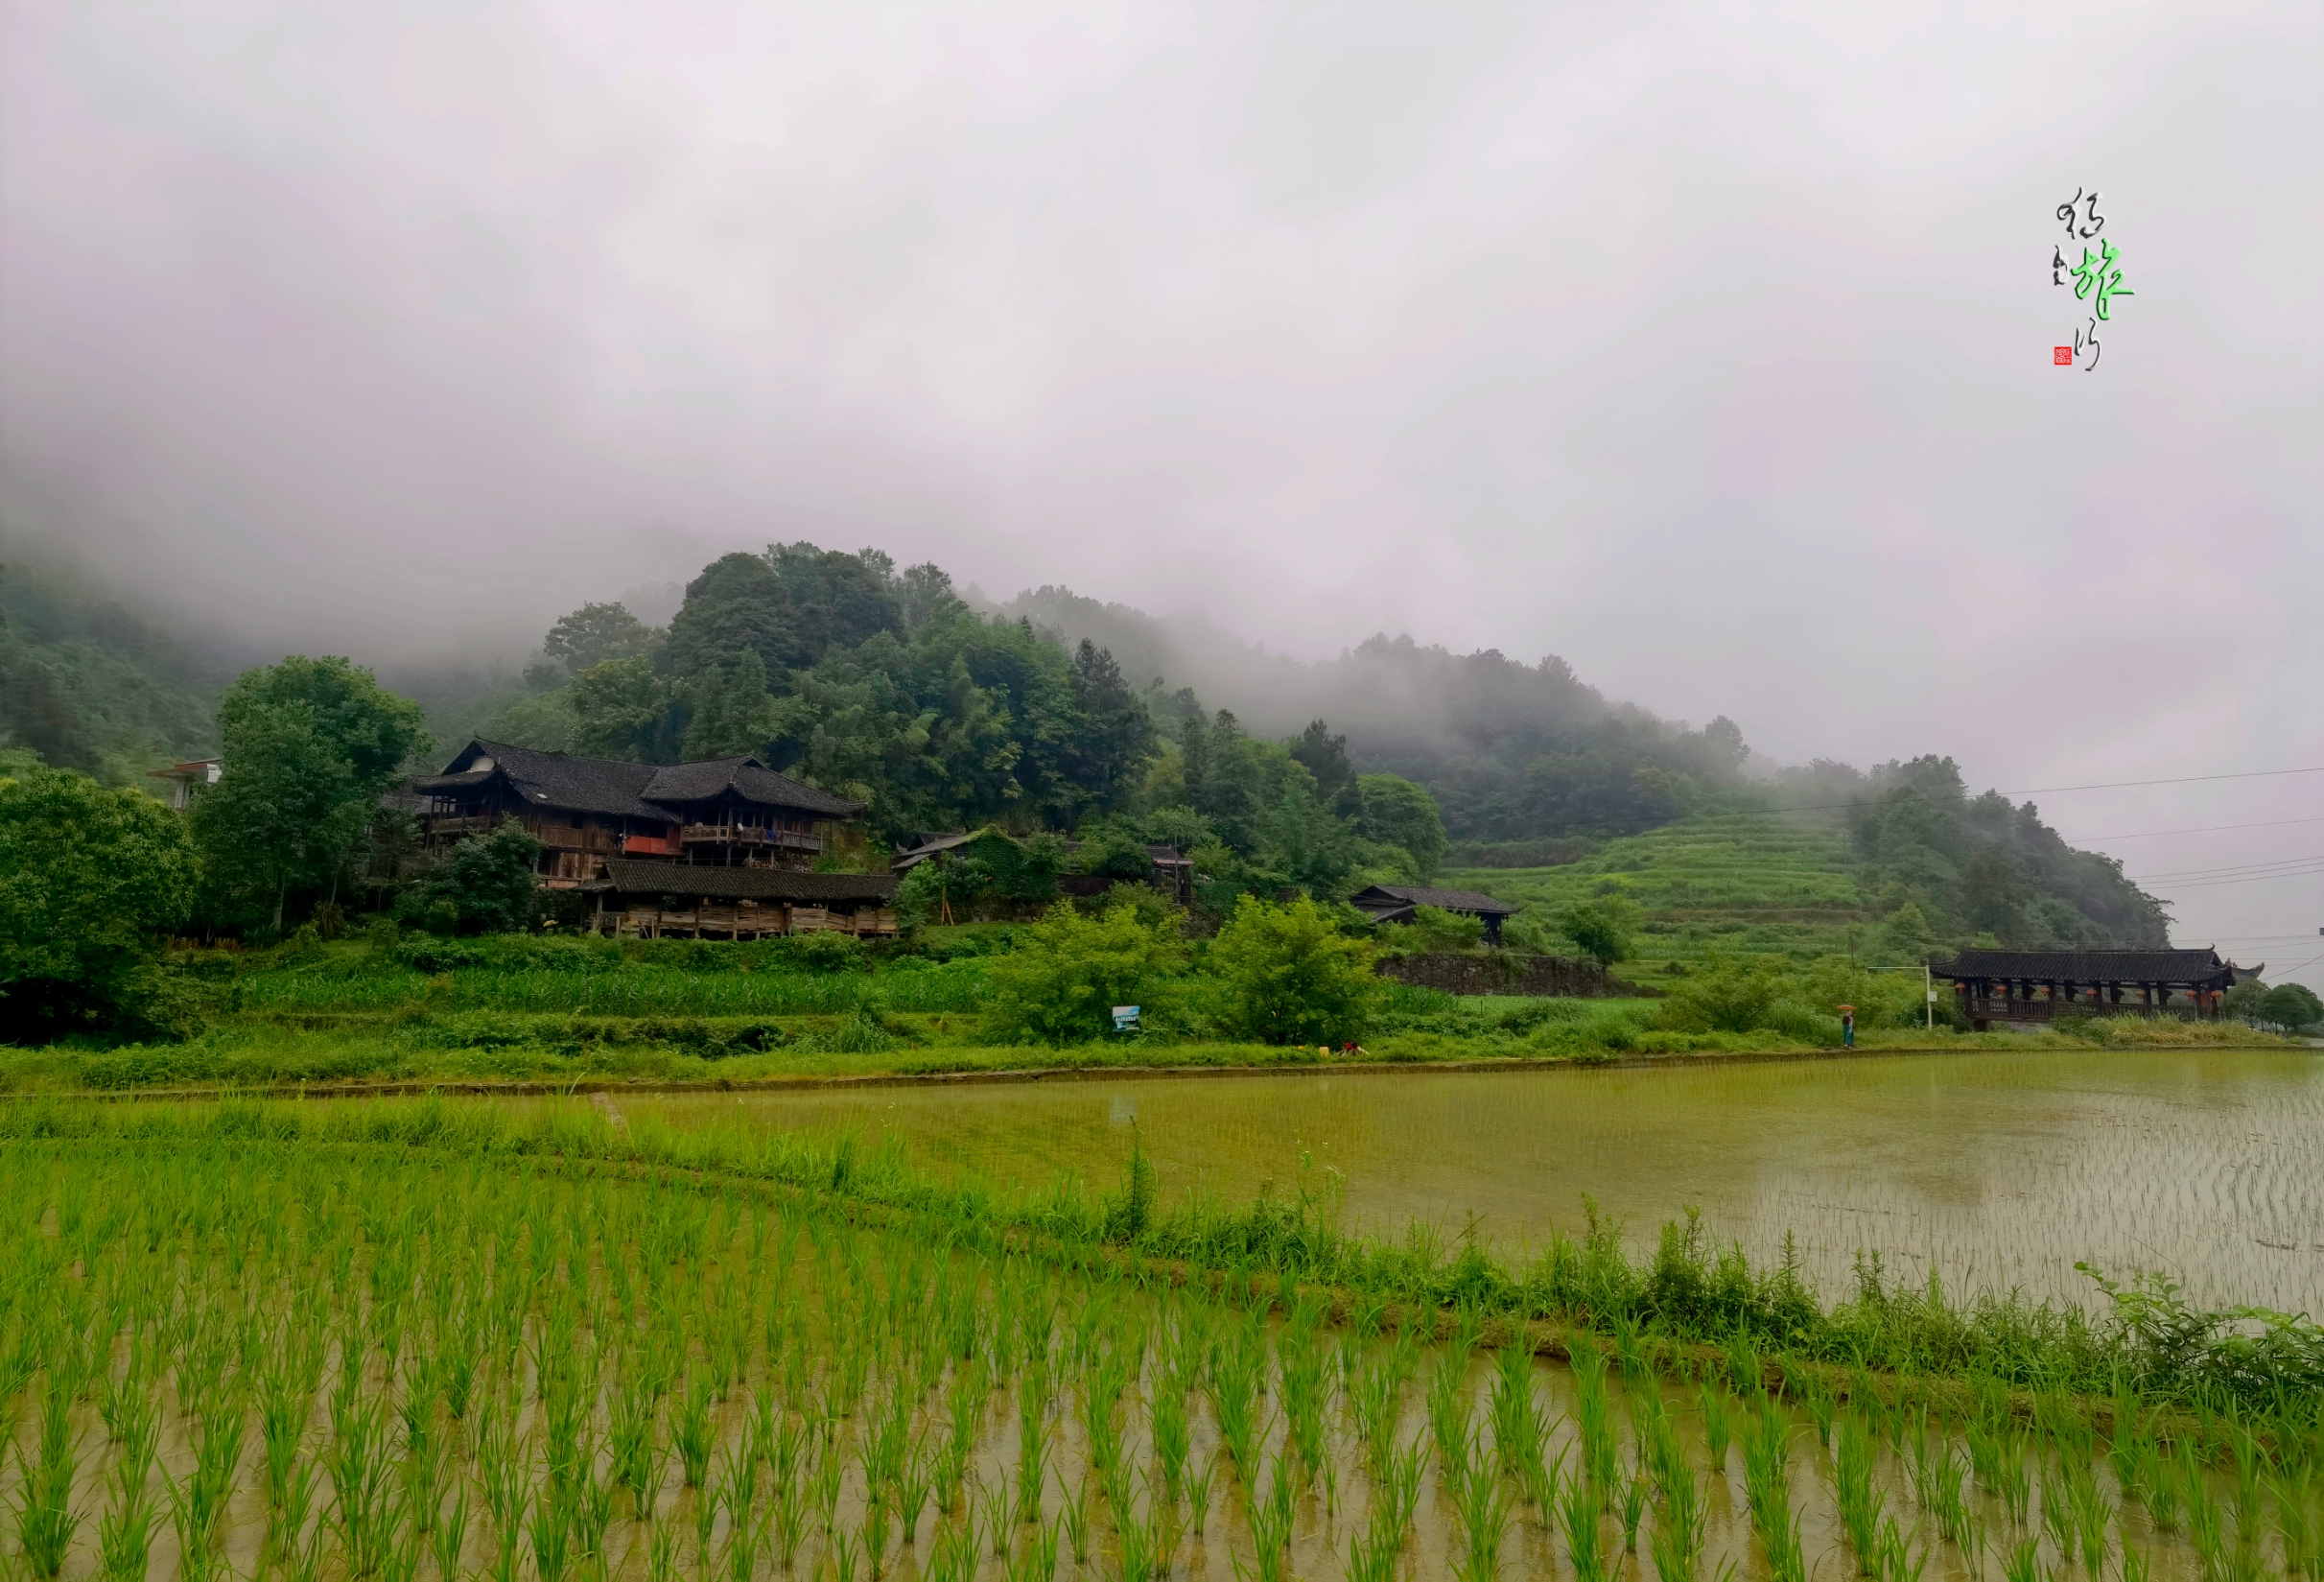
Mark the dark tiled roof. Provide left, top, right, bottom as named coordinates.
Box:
left=893, top=832, right=974, bottom=871
left=731, top=763, right=860, bottom=817
left=417, top=741, right=668, bottom=820
left=1928, top=948, right=2237, bottom=982
left=598, top=859, right=897, bottom=904
left=641, top=756, right=857, bottom=815
left=417, top=741, right=860, bottom=820
left=1350, top=883, right=1518, bottom=917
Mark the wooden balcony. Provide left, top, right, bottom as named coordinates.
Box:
left=529, top=825, right=622, bottom=852
left=427, top=815, right=500, bottom=837
left=678, top=824, right=822, bottom=853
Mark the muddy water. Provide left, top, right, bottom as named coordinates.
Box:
left=627, top=1048, right=2324, bottom=1311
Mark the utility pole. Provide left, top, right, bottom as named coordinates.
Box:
left=1925, top=958, right=1935, bottom=1030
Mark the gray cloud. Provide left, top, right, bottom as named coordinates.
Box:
left=3, top=0, right=2318, bottom=973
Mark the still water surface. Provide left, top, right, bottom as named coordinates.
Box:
left=627, top=1048, right=2324, bottom=1311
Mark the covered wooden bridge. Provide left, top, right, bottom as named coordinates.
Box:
left=584, top=860, right=899, bottom=940
left=1927, top=947, right=2256, bottom=1029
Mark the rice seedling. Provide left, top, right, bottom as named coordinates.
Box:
left=1649, top=1455, right=1709, bottom=1582
left=1834, top=1413, right=1889, bottom=1573
left=1345, top=1523, right=1398, bottom=1582
left=1454, top=1450, right=1517, bottom=1579
left=1699, top=1381, right=1734, bottom=1471
left=1188, top=1452, right=1218, bottom=1538
left=1572, top=1345, right=1619, bottom=1492
left=2272, top=1464, right=2319, bottom=1582
left=1742, top=1405, right=1804, bottom=1582
left=975, top=1475, right=1012, bottom=1556
left=1244, top=1455, right=1297, bottom=1582
left=97, top=1444, right=158, bottom=1582
left=1790, top=1358, right=1838, bottom=1447
left=1559, top=1471, right=1610, bottom=1582
left=13, top=1374, right=83, bottom=1579
left=1615, top=1463, right=1650, bottom=1553
left=1488, top=1340, right=1544, bottom=1478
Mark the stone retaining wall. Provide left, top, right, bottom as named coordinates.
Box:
left=1374, top=952, right=1658, bottom=998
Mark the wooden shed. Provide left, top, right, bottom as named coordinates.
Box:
left=1349, top=883, right=1520, bottom=944
left=586, top=860, right=900, bottom=939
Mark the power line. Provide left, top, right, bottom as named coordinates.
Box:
left=2129, top=853, right=2324, bottom=880
left=2147, top=866, right=2324, bottom=891
left=1699, top=765, right=2324, bottom=819
left=2071, top=815, right=2324, bottom=841
left=1997, top=767, right=2324, bottom=793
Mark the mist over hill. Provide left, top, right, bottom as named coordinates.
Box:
left=0, top=530, right=2173, bottom=955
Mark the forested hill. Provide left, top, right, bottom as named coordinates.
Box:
left=0, top=553, right=226, bottom=785
left=1, top=536, right=2170, bottom=952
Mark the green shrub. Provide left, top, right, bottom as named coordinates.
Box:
left=0, top=754, right=200, bottom=1043
left=1391, top=905, right=1484, bottom=955
left=1561, top=896, right=1640, bottom=966
left=981, top=900, right=1185, bottom=1045
left=392, top=823, right=543, bottom=935
left=1658, top=956, right=1781, bottom=1033
left=1206, top=895, right=1382, bottom=1046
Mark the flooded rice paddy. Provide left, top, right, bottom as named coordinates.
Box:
left=622, top=1048, right=2324, bottom=1313
left=22, top=1137, right=2308, bottom=1582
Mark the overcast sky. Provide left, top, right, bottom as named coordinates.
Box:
left=3, top=0, right=2318, bottom=980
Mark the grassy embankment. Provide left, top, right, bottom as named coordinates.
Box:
left=1, top=924, right=2277, bottom=1095
left=3, top=813, right=2286, bottom=1095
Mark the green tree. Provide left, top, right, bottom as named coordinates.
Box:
left=193, top=657, right=429, bottom=932
left=569, top=655, right=683, bottom=763
left=1355, top=773, right=1446, bottom=877
left=1065, top=640, right=1156, bottom=814
left=1073, top=817, right=1159, bottom=881
left=394, top=823, right=544, bottom=935
left=2258, top=982, right=2323, bottom=1033
left=1290, top=720, right=1356, bottom=811
left=1561, top=894, right=1640, bottom=966
left=1207, top=894, right=1382, bottom=1045
left=982, top=899, right=1186, bottom=1044
left=0, top=752, right=200, bottom=1040
left=663, top=552, right=806, bottom=679
left=1874, top=901, right=1936, bottom=962
left=1258, top=775, right=1356, bottom=895
left=541, top=601, right=659, bottom=674
left=681, top=650, right=789, bottom=760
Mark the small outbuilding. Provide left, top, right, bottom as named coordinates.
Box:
left=1349, top=883, right=1519, bottom=944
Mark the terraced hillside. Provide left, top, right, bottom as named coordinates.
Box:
left=1439, top=813, right=1878, bottom=979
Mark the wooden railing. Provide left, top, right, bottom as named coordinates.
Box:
left=601, top=905, right=897, bottom=940
left=427, top=815, right=500, bottom=837
left=678, top=825, right=821, bottom=852
left=529, top=825, right=622, bottom=852
left=1965, top=997, right=2208, bottom=1022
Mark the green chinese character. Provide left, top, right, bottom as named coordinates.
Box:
left=2071, top=239, right=2134, bottom=321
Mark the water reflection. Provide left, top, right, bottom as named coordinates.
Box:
left=629, top=1049, right=2324, bottom=1310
